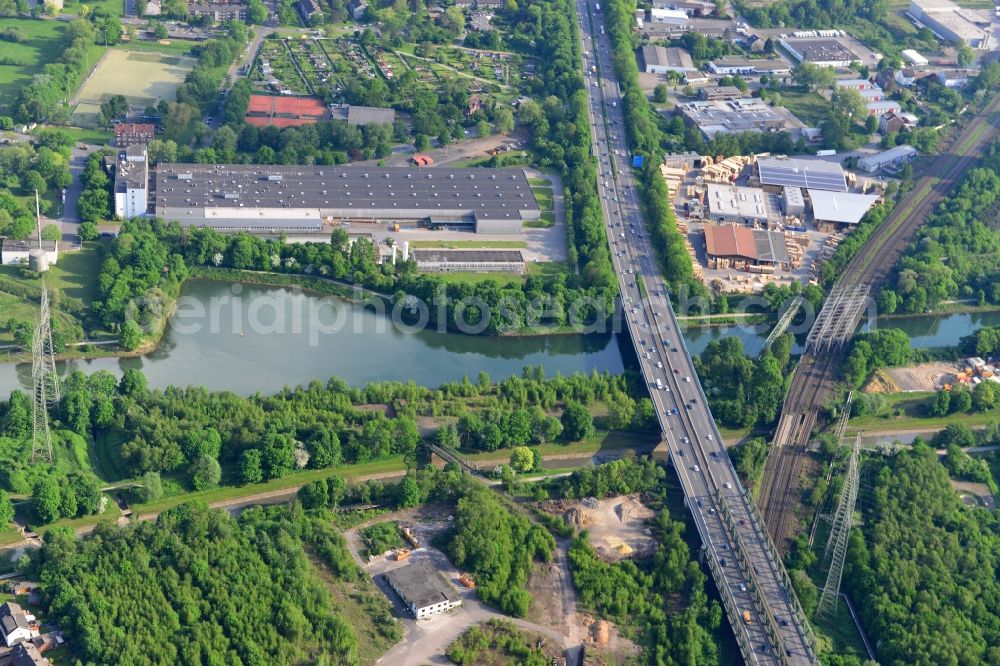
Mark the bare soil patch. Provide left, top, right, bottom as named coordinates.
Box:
left=537, top=494, right=657, bottom=561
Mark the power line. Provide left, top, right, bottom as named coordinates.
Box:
left=817, top=432, right=860, bottom=619
left=30, top=190, right=59, bottom=465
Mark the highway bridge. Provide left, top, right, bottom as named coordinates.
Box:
left=759, top=89, right=1000, bottom=550
left=578, top=4, right=817, bottom=663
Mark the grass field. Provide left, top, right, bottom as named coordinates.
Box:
left=71, top=49, right=197, bottom=127
left=31, top=124, right=112, bottom=145
left=0, top=18, right=68, bottom=104
left=779, top=90, right=830, bottom=127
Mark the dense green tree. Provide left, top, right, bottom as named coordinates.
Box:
left=561, top=402, right=594, bottom=441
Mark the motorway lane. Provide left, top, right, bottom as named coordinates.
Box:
left=576, top=4, right=814, bottom=664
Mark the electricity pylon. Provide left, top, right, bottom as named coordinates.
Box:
left=30, top=189, right=59, bottom=464
left=817, top=432, right=861, bottom=619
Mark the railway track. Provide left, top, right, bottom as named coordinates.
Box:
left=760, top=91, right=1000, bottom=550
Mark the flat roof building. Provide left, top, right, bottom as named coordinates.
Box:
left=649, top=7, right=688, bottom=24
left=412, top=249, right=525, bottom=273
left=640, top=45, right=694, bottom=75
left=707, top=56, right=791, bottom=76
left=678, top=98, right=790, bottom=139
left=780, top=38, right=858, bottom=67
left=807, top=189, right=879, bottom=225
left=699, top=85, right=744, bottom=101
left=384, top=562, right=463, bottom=619
left=866, top=100, right=902, bottom=116
left=908, top=0, right=991, bottom=49
left=705, top=184, right=771, bottom=223
left=704, top=224, right=789, bottom=265
left=153, top=164, right=539, bottom=234
left=0, top=240, right=58, bottom=267
left=782, top=186, right=805, bottom=216
left=857, top=144, right=918, bottom=173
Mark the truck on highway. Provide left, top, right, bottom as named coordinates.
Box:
left=595, top=2, right=600, bottom=10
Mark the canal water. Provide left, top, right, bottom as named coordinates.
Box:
left=0, top=280, right=995, bottom=398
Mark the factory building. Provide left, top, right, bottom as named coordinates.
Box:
left=114, top=146, right=149, bottom=220
left=779, top=38, right=858, bottom=67
left=705, top=184, right=772, bottom=223
left=706, top=56, right=791, bottom=76
left=678, top=98, right=791, bottom=139
left=908, top=0, right=991, bottom=49
left=384, top=563, right=463, bottom=619
left=857, top=145, right=919, bottom=173
left=412, top=249, right=526, bottom=273
left=153, top=164, right=539, bottom=234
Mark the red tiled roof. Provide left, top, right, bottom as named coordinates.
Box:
left=704, top=224, right=757, bottom=260
left=114, top=123, right=155, bottom=137
left=247, top=95, right=326, bottom=117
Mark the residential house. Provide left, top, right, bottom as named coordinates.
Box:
left=0, top=604, right=37, bottom=648
left=879, top=110, right=918, bottom=133
left=299, top=0, right=323, bottom=20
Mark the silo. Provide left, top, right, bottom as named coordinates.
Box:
left=28, top=249, right=49, bottom=273
left=402, top=241, right=410, bottom=261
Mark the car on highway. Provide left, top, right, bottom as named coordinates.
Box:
left=706, top=434, right=713, bottom=440
left=656, top=361, right=662, bottom=368
left=684, top=376, right=691, bottom=383
left=673, top=369, right=680, bottom=374
left=692, top=465, right=699, bottom=472
left=739, top=583, right=747, bottom=593
left=682, top=436, right=689, bottom=443
left=725, top=482, right=733, bottom=489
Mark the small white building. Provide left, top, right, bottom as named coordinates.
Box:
left=857, top=144, right=918, bottom=173
left=384, top=562, right=463, bottom=620
left=0, top=240, right=58, bottom=267
left=901, top=49, right=928, bottom=66
left=0, top=602, right=38, bottom=647
left=782, top=186, right=805, bottom=217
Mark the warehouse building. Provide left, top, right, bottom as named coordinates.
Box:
left=866, top=100, right=902, bottom=116
left=704, top=224, right=789, bottom=266
left=699, top=85, right=744, bottom=101
left=857, top=145, right=919, bottom=173
left=779, top=38, right=858, bottom=67
left=908, top=0, right=991, bottom=49
left=384, top=562, right=463, bottom=619
left=641, top=45, right=694, bottom=75
left=807, top=189, right=879, bottom=226
left=755, top=156, right=847, bottom=193
left=114, top=146, right=149, bottom=220
left=153, top=164, right=539, bottom=234
left=706, top=56, right=791, bottom=76
left=649, top=7, right=689, bottom=24
left=412, top=249, right=526, bottom=273
left=678, top=98, right=791, bottom=139
left=705, top=184, right=771, bottom=223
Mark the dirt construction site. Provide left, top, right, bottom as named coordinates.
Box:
left=538, top=494, right=657, bottom=561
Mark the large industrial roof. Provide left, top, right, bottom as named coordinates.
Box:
left=756, top=156, right=847, bottom=192
left=807, top=189, right=879, bottom=224
left=704, top=224, right=790, bottom=264
left=154, top=164, right=539, bottom=221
